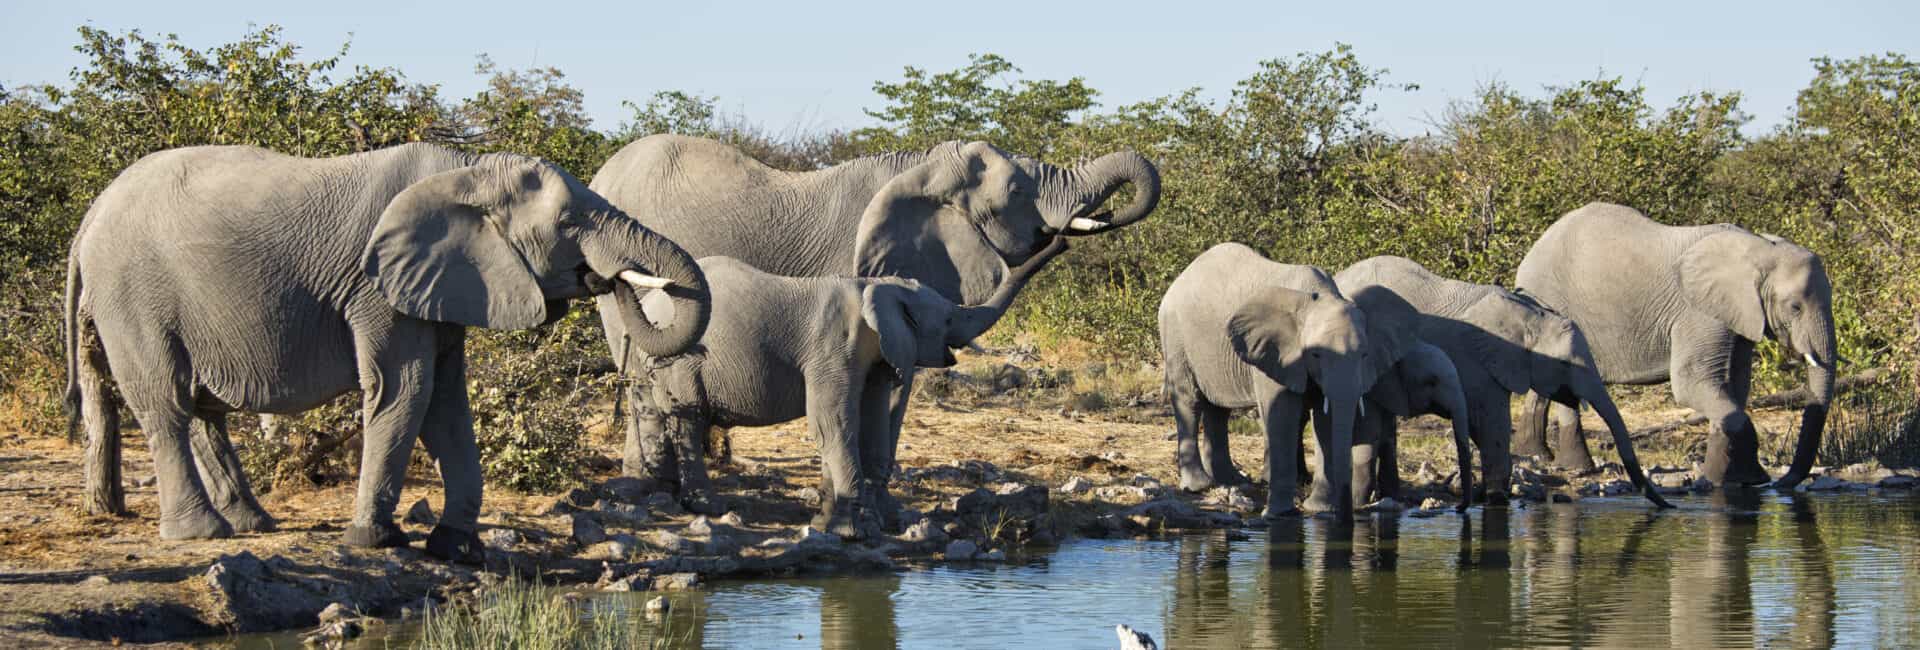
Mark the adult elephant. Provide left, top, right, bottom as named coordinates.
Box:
left=1514, top=202, right=1837, bottom=488
left=65, top=143, right=709, bottom=562
left=1160, top=243, right=1412, bottom=516
left=590, top=134, right=1160, bottom=513
left=1335, top=256, right=1670, bottom=508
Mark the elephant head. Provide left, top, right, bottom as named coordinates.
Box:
left=1680, top=229, right=1838, bottom=487
left=1229, top=288, right=1399, bottom=515
left=363, top=154, right=709, bottom=357
left=1457, top=292, right=1670, bottom=507
left=853, top=142, right=1159, bottom=314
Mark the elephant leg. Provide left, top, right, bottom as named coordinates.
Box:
left=871, top=373, right=915, bottom=526
left=1171, top=378, right=1214, bottom=492
left=188, top=411, right=275, bottom=533
left=416, top=344, right=484, bottom=564
left=77, top=331, right=125, bottom=516
left=810, top=372, right=873, bottom=540
left=1674, top=327, right=1768, bottom=486
left=1350, top=406, right=1382, bottom=505
left=1514, top=391, right=1554, bottom=458
left=1304, top=403, right=1338, bottom=513
left=668, top=411, right=723, bottom=516
left=1258, top=387, right=1305, bottom=519
left=343, top=335, right=434, bottom=549
left=1472, top=397, right=1513, bottom=505
left=1376, top=414, right=1401, bottom=500
left=857, top=373, right=905, bottom=530
left=139, top=405, right=234, bottom=540
left=1547, top=401, right=1595, bottom=472
left=1198, top=400, right=1248, bottom=486
left=622, top=395, right=678, bottom=493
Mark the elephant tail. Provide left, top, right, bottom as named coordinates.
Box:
left=63, top=250, right=82, bottom=442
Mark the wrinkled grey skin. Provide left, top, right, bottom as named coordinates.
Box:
left=64, top=143, right=709, bottom=562
left=1346, top=338, right=1476, bottom=511
left=608, top=238, right=1068, bottom=538
left=1335, top=256, right=1671, bottom=508
left=1159, top=244, right=1411, bottom=517
left=1514, top=202, right=1838, bottom=488
left=591, top=135, right=1159, bottom=517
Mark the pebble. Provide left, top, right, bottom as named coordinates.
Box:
left=981, top=548, right=1007, bottom=562
left=404, top=499, right=437, bottom=526
left=1059, top=476, right=1093, bottom=494
left=645, top=596, right=670, bottom=617
left=570, top=513, right=608, bottom=546
left=652, top=572, right=700, bottom=591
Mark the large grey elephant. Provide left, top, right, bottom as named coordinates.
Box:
left=1334, top=256, right=1670, bottom=507
left=64, top=143, right=709, bottom=561
left=1514, top=202, right=1837, bottom=488
left=611, top=237, right=1068, bottom=538
left=1159, top=243, right=1412, bottom=516
left=591, top=134, right=1160, bottom=515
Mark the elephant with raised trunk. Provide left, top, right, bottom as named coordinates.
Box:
left=591, top=134, right=1160, bottom=516
left=65, top=143, right=709, bottom=562
left=1335, top=256, right=1670, bottom=508
left=1514, top=202, right=1838, bottom=488
left=1159, top=243, right=1413, bottom=516
left=613, top=237, right=1067, bottom=538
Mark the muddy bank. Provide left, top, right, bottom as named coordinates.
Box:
left=0, top=355, right=1902, bottom=646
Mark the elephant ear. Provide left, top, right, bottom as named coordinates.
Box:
left=861, top=282, right=919, bottom=381
left=1226, top=288, right=1313, bottom=393
left=1347, top=285, right=1419, bottom=381
left=854, top=142, right=1007, bottom=304
left=1366, top=364, right=1413, bottom=417
left=1680, top=230, right=1769, bottom=342
left=1457, top=293, right=1534, bottom=395
left=363, top=164, right=545, bottom=329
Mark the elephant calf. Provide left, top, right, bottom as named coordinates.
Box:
left=1159, top=243, right=1413, bottom=517
left=609, top=238, right=1068, bottom=537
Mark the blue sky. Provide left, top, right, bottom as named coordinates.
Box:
left=3, top=1, right=1913, bottom=136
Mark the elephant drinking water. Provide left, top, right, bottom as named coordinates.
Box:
left=65, top=143, right=710, bottom=562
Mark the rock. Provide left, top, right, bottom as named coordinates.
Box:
left=954, top=485, right=1050, bottom=520
left=794, top=487, right=823, bottom=508
left=404, top=499, right=437, bottom=526
left=717, top=511, right=745, bottom=527
left=598, top=477, right=652, bottom=504
left=651, top=572, right=700, bottom=591
left=1129, top=474, right=1162, bottom=488
left=317, top=602, right=353, bottom=624
left=479, top=528, right=522, bottom=550
left=133, top=475, right=157, bottom=488
left=1095, top=485, right=1151, bottom=502
left=981, top=548, right=1008, bottom=562
left=796, top=526, right=841, bottom=548
left=685, top=516, right=713, bottom=536
left=1126, top=497, right=1227, bottom=529
left=944, top=539, right=979, bottom=561
left=1059, top=476, right=1093, bottom=494
left=644, top=596, right=670, bottom=617
left=1419, top=497, right=1447, bottom=510
left=1363, top=497, right=1404, bottom=512
left=571, top=513, right=609, bottom=546
left=203, top=551, right=393, bottom=634
left=301, top=619, right=363, bottom=646
left=596, top=500, right=650, bottom=527
left=652, top=530, right=692, bottom=554
left=1879, top=475, right=1919, bottom=489
left=1550, top=493, right=1573, bottom=503
left=1651, top=471, right=1694, bottom=489
left=645, top=492, right=685, bottom=516
left=902, top=520, right=947, bottom=544
left=1799, top=475, right=1849, bottom=491
left=79, top=575, right=110, bottom=587
left=1117, top=624, right=1159, bottom=650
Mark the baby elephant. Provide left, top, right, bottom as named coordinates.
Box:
left=611, top=239, right=1067, bottom=538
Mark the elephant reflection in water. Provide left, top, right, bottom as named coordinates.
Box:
left=1770, top=493, right=1835, bottom=649
left=819, top=575, right=900, bottom=649
left=1452, top=510, right=1514, bottom=646
left=1666, top=489, right=1763, bottom=647
left=1165, top=533, right=1241, bottom=646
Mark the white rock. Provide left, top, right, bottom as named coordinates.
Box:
left=1059, top=476, right=1093, bottom=494
left=981, top=548, right=1007, bottom=562
left=1117, top=624, right=1159, bottom=650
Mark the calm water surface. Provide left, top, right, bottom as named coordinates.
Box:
left=222, top=491, right=1920, bottom=648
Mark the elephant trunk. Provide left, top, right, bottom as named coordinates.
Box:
left=1581, top=381, right=1674, bottom=508
left=584, top=215, right=711, bottom=358
left=1325, top=390, right=1359, bottom=515
left=1445, top=393, right=1475, bottom=513
left=946, top=236, right=1070, bottom=345
left=1052, top=151, right=1161, bottom=234
left=1776, top=339, right=1836, bottom=488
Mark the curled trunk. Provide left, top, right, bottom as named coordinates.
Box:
left=586, top=215, right=711, bottom=358
left=1055, top=151, right=1161, bottom=233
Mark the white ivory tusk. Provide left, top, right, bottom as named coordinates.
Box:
left=619, top=270, right=673, bottom=290
left=1804, top=352, right=1818, bottom=368
left=1067, top=217, right=1109, bottom=232
left=1358, top=400, right=1365, bottom=418
left=1324, top=396, right=1331, bottom=413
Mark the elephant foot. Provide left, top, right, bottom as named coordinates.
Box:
left=217, top=502, right=277, bottom=534
left=1262, top=505, right=1302, bottom=520
left=1510, top=436, right=1551, bottom=459
left=1545, top=451, right=1596, bottom=474
left=159, top=510, right=234, bottom=540
left=1209, top=465, right=1251, bottom=487
left=1723, top=459, right=1773, bottom=487
left=343, top=521, right=408, bottom=549
left=1301, top=487, right=1337, bottom=514
left=1178, top=465, right=1216, bottom=493
left=868, top=486, right=908, bottom=533
left=425, top=525, right=486, bottom=565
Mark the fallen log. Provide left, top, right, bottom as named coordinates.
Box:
left=1629, top=368, right=1890, bottom=441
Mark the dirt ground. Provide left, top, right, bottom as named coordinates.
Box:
left=0, top=350, right=1832, bottom=647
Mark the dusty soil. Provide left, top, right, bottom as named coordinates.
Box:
left=0, top=351, right=1853, bottom=647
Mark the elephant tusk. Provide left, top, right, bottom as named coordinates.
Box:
left=1358, top=400, right=1365, bottom=418
left=1804, top=352, right=1820, bottom=368
left=1067, top=217, right=1109, bottom=232
left=619, top=270, right=674, bottom=290
left=1324, top=396, right=1331, bottom=413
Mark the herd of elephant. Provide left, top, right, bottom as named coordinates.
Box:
left=58, top=134, right=1836, bottom=565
